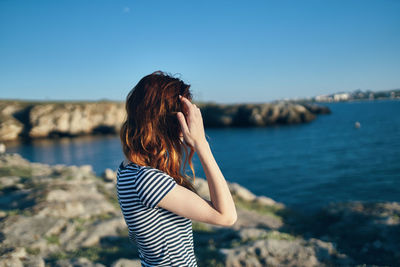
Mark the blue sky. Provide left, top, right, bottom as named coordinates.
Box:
left=0, top=0, right=399, bottom=104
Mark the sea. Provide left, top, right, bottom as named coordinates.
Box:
left=5, top=99, right=400, bottom=212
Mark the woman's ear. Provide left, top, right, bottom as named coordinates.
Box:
left=179, top=131, right=184, bottom=142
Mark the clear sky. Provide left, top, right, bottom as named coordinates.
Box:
left=0, top=0, right=399, bottom=104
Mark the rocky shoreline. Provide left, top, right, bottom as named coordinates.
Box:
left=0, top=100, right=330, bottom=142
left=1, top=153, right=398, bottom=266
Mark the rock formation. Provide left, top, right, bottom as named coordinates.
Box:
left=0, top=100, right=331, bottom=141
left=1, top=153, right=398, bottom=266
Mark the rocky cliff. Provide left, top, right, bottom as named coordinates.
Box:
left=1, top=153, right=398, bottom=266
left=0, top=100, right=330, bottom=141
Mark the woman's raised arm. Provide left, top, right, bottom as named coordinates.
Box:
left=157, top=95, right=237, bottom=226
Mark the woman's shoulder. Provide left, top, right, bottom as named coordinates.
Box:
left=118, top=160, right=140, bottom=172
left=119, top=160, right=159, bottom=173
left=119, top=161, right=175, bottom=182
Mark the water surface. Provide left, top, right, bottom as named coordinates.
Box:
left=6, top=100, right=400, bottom=212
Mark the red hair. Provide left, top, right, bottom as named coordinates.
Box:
left=120, top=70, right=197, bottom=193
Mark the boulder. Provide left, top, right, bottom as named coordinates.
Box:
left=0, top=115, right=23, bottom=141
left=28, top=102, right=125, bottom=138
left=55, top=258, right=105, bottom=267
left=111, top=259, right=142, bottom=267
left=228, top=182, right=257, bottom=201
left=219, top=237, right=353, bottom=267
left=0, top=247, right=45, bottom=267
left=0, top=143, right=6, bottom=154
left=102, top=168, right=116, bottom=182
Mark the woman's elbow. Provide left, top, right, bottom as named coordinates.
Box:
left=221, top=213, right=237, bottom=227
left=229, top=212, right=238, bottom=226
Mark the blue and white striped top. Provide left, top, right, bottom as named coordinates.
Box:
left=116, top=161, right=197, bottom=267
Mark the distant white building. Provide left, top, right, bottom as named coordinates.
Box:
left=369, top=93, right=374, bottom=100
left=315, top=94, right=333, bottom=102
left=333, top=93, right=350, bottom=101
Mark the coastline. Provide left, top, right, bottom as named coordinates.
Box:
left=0, top=99, right=330, bottom=142
left=1, top=152, right=399, bottom=266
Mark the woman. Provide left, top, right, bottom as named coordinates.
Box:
left=116, top=70, right=237, bottom=266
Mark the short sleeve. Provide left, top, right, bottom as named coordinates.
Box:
left=135, top=168, right=177, bottom=209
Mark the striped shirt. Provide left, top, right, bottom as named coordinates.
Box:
left=116, top=161, right=197, bottom=267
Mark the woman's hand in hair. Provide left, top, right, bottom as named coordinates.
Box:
left=176, top=95, right=207, bottom=150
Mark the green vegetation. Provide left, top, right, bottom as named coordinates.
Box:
left=230, top=230, right=298, bottom=249
left=232, top=195, right=284, bottom=221
left=391, top=213, right=400, bottom=222
left=194, top=239, right=225, bottom=267
left=95, top=182, right=119, bottom=209
left=0, top=166, right=32, bottom=179
left=71, top=213, right=117, bottom=232
left=72, top=246, right=118, bottom=262
left=45, top=234, right=60, bottom=245
left=25, top=247, right=41, bottom=255
left=116, top=227, right=129, bottom=237
left=46, top=251, right=69, bottom=261
left=89, top=212, right=115, bottom=223
left=46, top=236, right=137, bottom=266
left=1, top=208, right=33, bottom=217
left=3, top=209, right=20, bottom=216
left=192, top=221, right=215, bottom=233
left=72, top=217, right=86, bottom=232
left=192, top=226, right=236, bottom=267
left=264, top=230, right=298, bottom=241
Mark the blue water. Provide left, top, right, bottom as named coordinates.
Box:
left=5, top=100, right=400, bottom=212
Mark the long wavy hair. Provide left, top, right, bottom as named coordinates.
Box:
left=120, top=70, right=198, bottom=194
